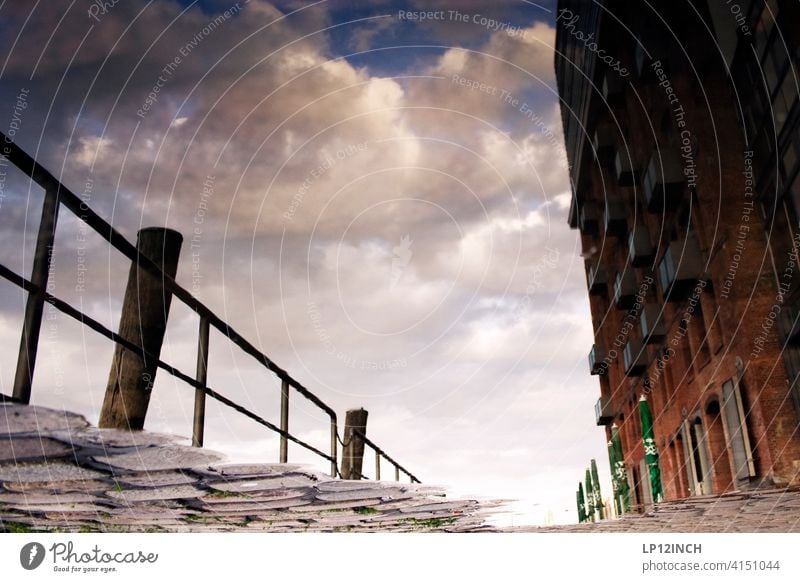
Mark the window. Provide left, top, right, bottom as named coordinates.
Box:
left=789, top=172, right=800, bottom=224
left=693, top=302, right=711, bottom=365
left=679, top=319, right=694, bottom=380
left=690, top=417, right=713, bottom=495
left=772, top=70, right=797, bottom=136
left=680, top=420, right=701, bottom=496
left=753, top=0, right=778, bottom=61
left=720, top=379, right=757, bottom=481
left=783, top=136, right=799, bottom=179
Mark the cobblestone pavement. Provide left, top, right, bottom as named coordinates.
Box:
left=510, top=490, right=800, bottom=533
left=0, top=404, right=498, bottom=532
left=3, top=404, right=799, bottom=533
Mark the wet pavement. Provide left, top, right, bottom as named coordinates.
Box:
left=515, top=488, right=800, bottom=533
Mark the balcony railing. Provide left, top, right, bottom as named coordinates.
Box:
left=613, top=269, right=638, bottom=310
left=587, top=263, right=608, bottom=295
left=589, top=344, right=607, bottom=375
left=593, top=123, right=615, bottom=167
left=643, top=148, right=685, bottom=212
left=634, top=25, right=669, bottom=82
left=603, top=197, right=627, bottom=237
left=595, top=395, right=614, bottom=426
left=628, top=226, right=654, bottom=267
left=614, top=148, right=638, bottom=186
left=602, top=70, right=625, bottom=107
left=640, top=303, right=667, bottom=344
left=623, top=338, right=647, bottom=376
left=658, top=236, right=706, bottom=301
left=579, top=200, right=600, bottom=236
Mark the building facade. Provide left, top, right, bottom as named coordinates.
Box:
left=555, top=0, right=800, bottom=509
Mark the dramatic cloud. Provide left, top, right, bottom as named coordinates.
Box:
left=0, top=0, right=607, bottom=525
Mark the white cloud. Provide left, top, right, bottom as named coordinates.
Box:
left=71, top=136, right=112, bottom=168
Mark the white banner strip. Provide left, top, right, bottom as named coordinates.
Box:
left=3, top=533, right=800, bottom=581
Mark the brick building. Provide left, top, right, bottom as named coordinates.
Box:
left=555, top=0, right=800, bottom=509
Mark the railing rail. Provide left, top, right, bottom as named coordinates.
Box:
left=353, top=429, right=421, bottom=483
left=0, top=131, right=418, bottom=482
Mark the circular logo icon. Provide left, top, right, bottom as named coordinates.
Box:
left=20, top=542, right=46, bottom=570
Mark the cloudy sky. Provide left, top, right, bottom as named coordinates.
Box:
left=0, top=0, right=607, bottom=525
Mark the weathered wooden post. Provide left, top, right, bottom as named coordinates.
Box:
left=279, top=379, right=289, bottom=462
left=340, top=408, right=368, bottom=480
left=192, top=316, right=210, bottom=447
left=13, top=187, right=59, bottom=404
left=99, top=227, right=182, bottom=430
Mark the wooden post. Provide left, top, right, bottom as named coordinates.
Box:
left=13, top=187, right=59, bottom=404
left=340, top=408, right=368, bottom=480
left=192, top=316, right=210, bottom=447
left=375, top=451, right=381, bottom=481
left=279, top=379, right=289, bottom=462
left=330, top=420, right=338, bottom=478
left=99, top=227, right=182, bottom=430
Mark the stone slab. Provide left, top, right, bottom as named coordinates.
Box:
left=315, top=480, right=384, bottom=492
left=208, top=474, right=317, bottom=493
left=49, top=427, right=177, bottom=449
left=0, top=491, right=99, bottom=505
left=0, top=405, right=89, bottom=436
left=105, top=484, right=204, bottom=503
left=9, top=503, right=110, bottom=514
left=116, top=471, right=199, bottom=488
left=200, top=488, right=308, bottom=505
left=289, top=498, right=382, bottom=513
left=315, top=487, right=406, bottom=502
left=398, top=500, right=476, bottom=513
left=0, top=461, right=106, bottom=484
left=0, top=437, right=75, bottom=463
left=93, top=446, right=223, bottom=472
left=194, top=464, right=307, bottom=479
left=199, top=497, right=312, bottom=512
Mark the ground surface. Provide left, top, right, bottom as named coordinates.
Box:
left=2, top=403, right=799, bottom=533
left=512, top=487, right=800, bottom=532
left=0, top=403, right=496, bottom=532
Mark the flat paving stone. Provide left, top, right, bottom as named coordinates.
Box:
left=93, top=446, right=223, bottom=472
left=0, top=405, right=89, bottom=436
left=398, top=500, right=476, bottom=513
left=116, top=471, right=199, bottom=488
left=10, top=503, right=110, bottom=514
left=208, top=474, right=317, bottom=493
left=50, top=427, right=176, bottom=449
left=0, top=491, right=99, bottom=505
left=195, top=464, right=306, bottom=479
left=199, top=498, right=312, bottom=512
left=315, top=480, right=383, bottom=492
left=107, top=508, right=190, bottom=520
left=315, top=487, right=406, bottom=502
left=1, top=479, right=110, bottom=495
left=0, top=437, right=75, bottom=463
left=0, top=461, right=106, bottom=484
left=105, top=484, right=204, bottom=503
left=200, top=488, right=308, bottom=504
left=289, top=498, right=382, bottom=513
